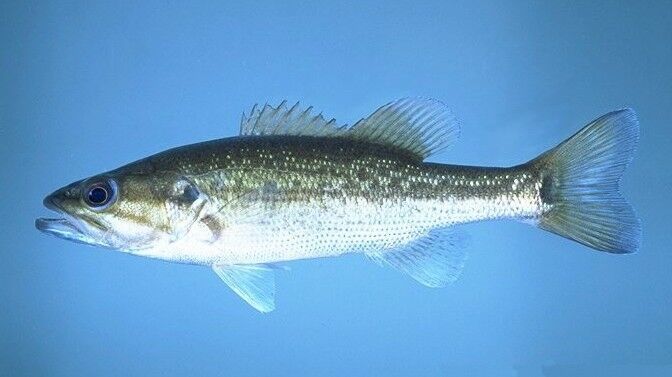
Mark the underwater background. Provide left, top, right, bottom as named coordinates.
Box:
left=1, top=1, right=671, bottom=376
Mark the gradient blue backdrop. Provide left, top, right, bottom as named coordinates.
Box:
left=2, top=1, right=671, bottom=376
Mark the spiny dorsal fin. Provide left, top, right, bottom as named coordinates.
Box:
left=239, top=98, right=460, bottom=160
left=240, top=101, right=347, bottom=138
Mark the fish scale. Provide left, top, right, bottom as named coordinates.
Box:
left=151, top=136, right=544, bottom=265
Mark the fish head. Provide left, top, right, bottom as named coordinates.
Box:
left=36, top=162, right=207, bottom=252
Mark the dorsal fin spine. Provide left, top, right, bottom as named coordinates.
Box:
left=292, top=106, right=313, bottom=135
left=251, top=103, right=268, bottom=134
left=275, top=101, right=298, bottom=135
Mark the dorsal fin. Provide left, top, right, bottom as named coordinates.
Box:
left=240, top=101, right=348, bottom=138
left=349, top=98, right=460, bottom=159
left=239, top=98, right=460, bottom=160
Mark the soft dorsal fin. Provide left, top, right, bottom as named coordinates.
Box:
left=239, top=98, right=460, bottom=160
left=349, top=98, right=460, bottom=159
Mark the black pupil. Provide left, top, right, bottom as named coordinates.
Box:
left=88, top=186, right=108, bottom=205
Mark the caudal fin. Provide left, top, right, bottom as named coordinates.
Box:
left=531, top=109, right=641, bottom=253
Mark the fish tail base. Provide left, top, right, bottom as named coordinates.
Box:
left=531, top=109, right=641, bottom=254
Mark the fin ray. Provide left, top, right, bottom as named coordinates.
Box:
left=212, top=264, right=276, bottom=312
left=366, top=228, right=469, bottom=287
left=351, top=98, right=460, bottom=159
left=532, top=109, right=641, bottom=253
left=239, top=98, right=460, bottom=160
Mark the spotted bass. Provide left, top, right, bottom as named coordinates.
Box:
left=36, top=98, right=640, bottom=312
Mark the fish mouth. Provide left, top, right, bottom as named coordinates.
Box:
left=36, top=196, right=100, bottom=246
left=35, top=217, right=93, bottom=245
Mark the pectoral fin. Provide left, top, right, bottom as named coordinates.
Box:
left=366, top=228, right=469, bottom=287
left=212, top=264, right=276, bottom=313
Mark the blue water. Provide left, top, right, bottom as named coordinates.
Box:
left=2, top=1, right=671, bottom=376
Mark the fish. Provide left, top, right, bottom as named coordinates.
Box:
left=36, top=98, right=641, bottom=312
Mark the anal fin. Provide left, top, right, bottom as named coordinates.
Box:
left=212, top=264, right=276, bottom=313
left=366, top=228, right=469, bottom=287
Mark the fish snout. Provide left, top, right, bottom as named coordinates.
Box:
left=37, top=182, right=95, bottom=244
left=42, top=183, right=81, bottom=212
left=43, top=192, right=64, bottom=211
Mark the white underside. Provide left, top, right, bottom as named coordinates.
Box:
left=131, top=193, right=540, bottom=266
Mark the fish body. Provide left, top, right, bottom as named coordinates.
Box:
left=37, top=98, right=641, bottom=312
left=139, top=136, right=539, bottom=266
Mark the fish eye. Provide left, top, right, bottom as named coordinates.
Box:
left=84, top=179, right=117, bottom=209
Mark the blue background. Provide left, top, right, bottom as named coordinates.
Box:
left=2, top=1, right=671, bottom=376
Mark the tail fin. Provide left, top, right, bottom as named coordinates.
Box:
left=531, top=109, right=641, bottom=253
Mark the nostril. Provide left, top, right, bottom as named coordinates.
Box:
left=66, top=187, right=80, bottom=198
